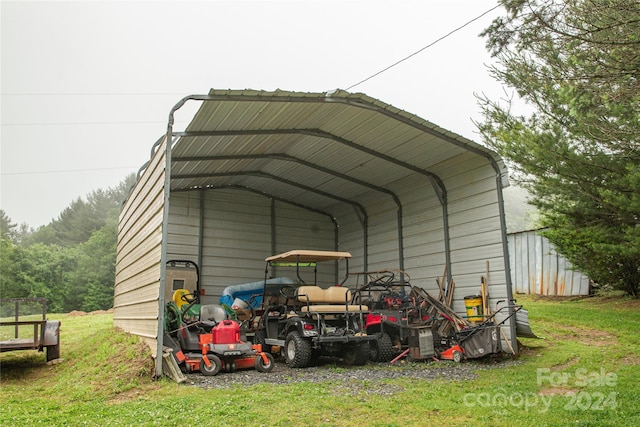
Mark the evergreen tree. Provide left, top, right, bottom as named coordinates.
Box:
left=479, top=0, right=640, bottom=296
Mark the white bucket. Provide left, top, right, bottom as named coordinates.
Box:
left=232, top=298, right=248, bottom=309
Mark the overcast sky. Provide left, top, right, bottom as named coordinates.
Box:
left=1, top=0, right=509, bottom=228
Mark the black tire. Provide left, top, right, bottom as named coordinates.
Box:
left=46, top=344, right=60, bottom=362
left=369, top=333, right=394, bottom=362
left=254, top=352, right=275, bottom=372
left=284, top=331, right=312, bottom=368
left=344, top=341, right=369, bottom=366
left=253, top=330, right=272, bottom=354
left=200, top=354, right=222, bottom=376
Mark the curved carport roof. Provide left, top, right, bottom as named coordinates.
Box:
left=164, top=89, right=510, bottom=278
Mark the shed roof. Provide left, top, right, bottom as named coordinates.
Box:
left=165, top=89, right=508, bottom=215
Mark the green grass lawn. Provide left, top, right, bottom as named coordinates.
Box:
left=1, top=296, right=638, bottom=427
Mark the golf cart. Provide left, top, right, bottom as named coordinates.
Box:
left=163, top=260, right=274, bottom=376
left=253, top=250, right=374, bottom=368
left=350, top=270, right=433, bottom=362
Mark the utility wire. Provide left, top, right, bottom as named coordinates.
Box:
left=1, top=166, right=138, bottom=176
left=345, top=4, right=502, bottom=91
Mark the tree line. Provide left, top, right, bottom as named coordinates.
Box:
left=0, top=174, right=136, bottom=313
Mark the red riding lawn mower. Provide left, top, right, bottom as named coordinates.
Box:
left=163, top=261, right=274, bottom=376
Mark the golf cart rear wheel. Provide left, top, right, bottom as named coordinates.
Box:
left=254, top=352, right=275, bottom=372
left=284, top=331, right=312, bottom=368
left=370, top=332, right=394, bottom=362
left=200, top=354, right=222, bottom=376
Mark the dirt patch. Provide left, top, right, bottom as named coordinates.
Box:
left=528, top=295, right=588, bottom=303
left=526, top=295, right=640, bottom=309
left=89, top=309, right=113, bottom=315
left=68, top=310, right=87, bottom=316
left=68, top=309, right=113, bottom=316
left=620, top=354, right=640, bottom=366
left=552, top=325, right=617, bottom=347
left=609, top=298, right=640, bottom=310
left=553, top=356, right=580, bottom=371
left=538, top=387, right=577, bottom=396
left=517, top=344, right=545, bottom=358
left=107, top=383, right=161, bottom=404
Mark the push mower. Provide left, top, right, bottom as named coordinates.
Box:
left=435, top=300, right=522, bottom=362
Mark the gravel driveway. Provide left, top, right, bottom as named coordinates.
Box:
left=184, top=357, right=519, bottom=391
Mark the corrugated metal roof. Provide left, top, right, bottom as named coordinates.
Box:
left=167, top=89, right=508, bottom=214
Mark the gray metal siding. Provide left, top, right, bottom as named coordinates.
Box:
left=508, top=230, right=591, bottom=296
left=273, top=200, right=337, bottom=286
left=164, top=189, right=342, bottom=304
left=433, top=152, right=512, bottom=347
left=200, top=190, right=272, bottom=303
left=114, top=137, right=166, bottom=354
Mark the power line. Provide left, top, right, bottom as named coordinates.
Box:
left=1, top=121, right=165, bottom=127
left=0, top=92, right=186, bottom=96
left=1, top=166, right=139, bottom=177
left=345, top=4, right=502, bottom=91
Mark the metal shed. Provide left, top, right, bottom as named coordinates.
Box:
left=508, top=229, right=591, bottom=296
left=114, top=89, right=516, bottom=376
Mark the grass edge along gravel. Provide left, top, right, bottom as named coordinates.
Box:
left=0, top=295, right=638, bottom=426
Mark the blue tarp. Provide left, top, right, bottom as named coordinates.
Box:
left=219, top=277, right=296, bottom=309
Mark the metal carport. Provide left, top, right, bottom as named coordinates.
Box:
left=114, top=89, right=516, bottom=377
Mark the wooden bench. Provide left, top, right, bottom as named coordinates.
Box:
left=296, top=286, right=369, bottom=313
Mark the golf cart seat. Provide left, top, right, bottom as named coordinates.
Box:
left=296, top=286, right=369, bottom=313
left=199, top=304, right=227, bottom=330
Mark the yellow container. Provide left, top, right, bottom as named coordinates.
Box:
left=464, top=295, right=484, bottom=322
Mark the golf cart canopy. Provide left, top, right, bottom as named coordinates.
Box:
left=265, top=250, right=353, bottom=264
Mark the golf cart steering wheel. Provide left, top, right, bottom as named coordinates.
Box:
left=279, top=285, right=297, bottom=300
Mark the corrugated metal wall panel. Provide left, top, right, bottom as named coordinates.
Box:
left=166, top=191, right=201, bottom=261
left=198, top=190, right=272, bottom=303
left=442, top=153, right=510, bottom=337
left=162, top=188, right=345, bottom=303
left=273, top=200, right=338, bottom=286
left=114, top=138, right=166, bottom=354
left=507, top=230, right=591, bottom=296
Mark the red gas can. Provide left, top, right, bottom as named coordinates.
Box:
left=212, top=320, right=240, bottom=344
